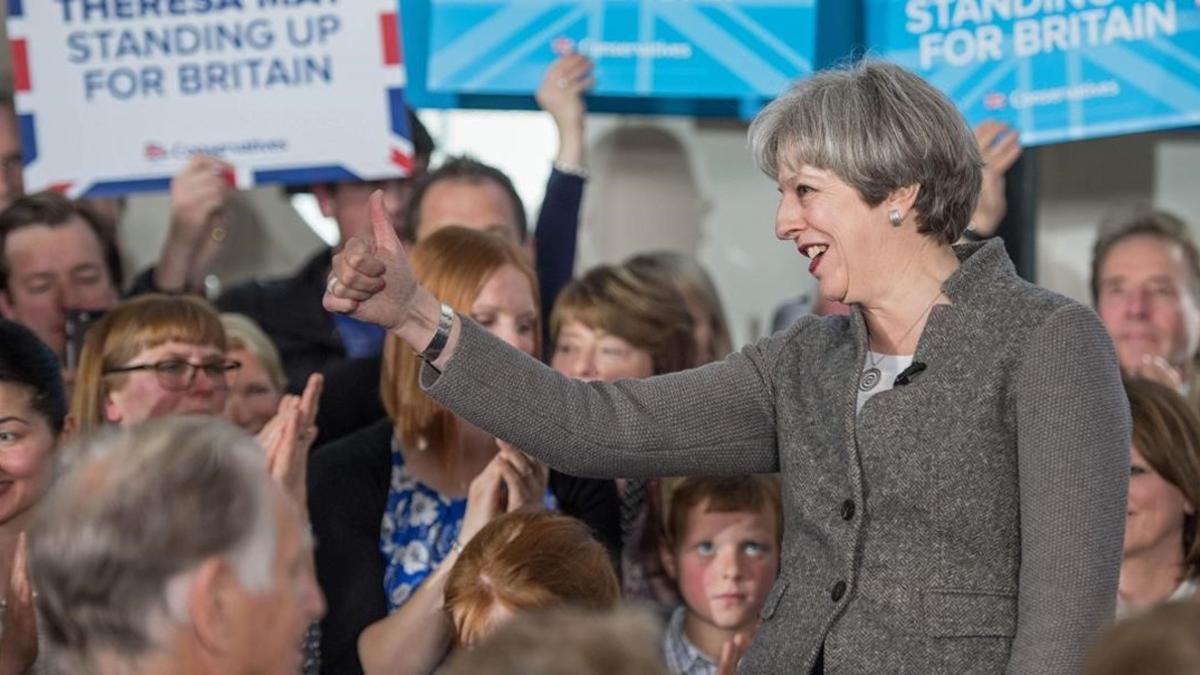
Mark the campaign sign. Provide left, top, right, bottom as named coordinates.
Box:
left=402, top=0, right=860, bottom=117
left=7, top=0, right=414, bottom=197
left=866, top=0, right=1200, bottom=145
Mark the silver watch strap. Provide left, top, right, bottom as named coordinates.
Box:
left=420, top=303, right=455, bottom=362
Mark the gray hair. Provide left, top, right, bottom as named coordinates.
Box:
left=749, top=59, right=983, bottom=245
left=443, top=606, right=668, bottom=675
left=28, top=416, right=276, bottom=670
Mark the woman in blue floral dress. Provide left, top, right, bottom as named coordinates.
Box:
left=308, top=227, right=619, bottom=675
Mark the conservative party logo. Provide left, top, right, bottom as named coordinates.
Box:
left=552, top=36, right=575, bottom=55
left=143, top=142, right=168, bottom=161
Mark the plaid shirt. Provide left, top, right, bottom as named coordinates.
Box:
left=663, top=606, right=718, bottom=675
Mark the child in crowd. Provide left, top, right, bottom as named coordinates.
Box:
left=443, top=510, right=620, bottom=648
left=659, top=476, right=783, bottom=675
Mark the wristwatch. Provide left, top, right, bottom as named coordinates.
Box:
left=420, top=303, right=455, bottom=362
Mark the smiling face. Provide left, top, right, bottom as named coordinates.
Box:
left=0, top=382, right=57, bottom=527
left=1097, top=235, right=1200, bottom=375
left=103, top=341, right=229, bottom=427
left=223, top=348, right=282, bottom=434
left=663, top=501, right=780, bottom=644
left=774, top=165, right=900, bottom=304
left=1125, top=443, right=1194, bottom=562
left=550, top=320, right=655, bottom=382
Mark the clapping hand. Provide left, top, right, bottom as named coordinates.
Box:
left=1129, top=353, right=1185, bottom=392
left=0, top=534, right=38, bottom=675
left=715, top=632, right=751, bottom=675
left=458, top=443, right=550, bottom=547
left=257, top=373, right=323, bottom=507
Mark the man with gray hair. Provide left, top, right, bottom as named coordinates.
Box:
left=27, top=416, right=324, bottom=674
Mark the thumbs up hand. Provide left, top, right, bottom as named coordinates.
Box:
left=323, top=189, right=418, bottom=331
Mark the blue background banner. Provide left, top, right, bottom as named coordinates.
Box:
left=402, top=0, right=860, bottom=117
left=867, top=0, right=1200, bottom=145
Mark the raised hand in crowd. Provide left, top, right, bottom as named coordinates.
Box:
left=257, top=372, right=323, bottom=508
left=536, top=52, right=594, bottom=171
left=1128, top=354, right=1185, bottom=391
left=0, top=534, right=37, bottom=675
left=966, top=120, right=1022, bottom=239
left=154, top=154, right=235, bottom=293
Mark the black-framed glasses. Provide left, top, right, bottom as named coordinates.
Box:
left=103, top=359, right=242, bottom=391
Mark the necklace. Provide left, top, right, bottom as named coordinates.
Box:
left=858, top=290, right=943, bottom=392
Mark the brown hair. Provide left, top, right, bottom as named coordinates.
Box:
left=400, top=155, right=527, bottom=244
left=70, top=294, right=226, bottom=435
left=550, top=263, right=695, bottom=375
left=381, top=227, right=539, bottom=461
left=624, top=251, right=733, bottom=363
left=1084, top=600, right=1200, bottom=675
left=0, top=190, right=124, bottom=294
left=661, top=475, right=783, bottom=549
left=1091, top=208, right=1200, bottom=305
left=1126, top=378, right=1200, bottom=580
left=444, top=510, right=620, bottom=646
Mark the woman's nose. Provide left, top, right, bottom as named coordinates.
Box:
left=775, top=196, right=804, bottom=241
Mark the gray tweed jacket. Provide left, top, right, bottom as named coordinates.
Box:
left=424, top=240, right=1129, bottom=674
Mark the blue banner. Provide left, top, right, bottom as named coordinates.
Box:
left=867, top=0, right=1200, bottom=145
left=402, top=0, right=860, bottom=117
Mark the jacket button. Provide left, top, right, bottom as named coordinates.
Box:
left=831, top=581, right=847, bottom=602
left=841, top=499, right=855, bottom=521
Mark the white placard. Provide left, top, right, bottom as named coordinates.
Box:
left=8, top=0, right=414, bottom=196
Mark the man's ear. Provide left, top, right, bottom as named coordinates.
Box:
left=659, top=543, right=679, bottom=581
left=187, top=558, right=240, bottom=657
left=1185, top=498, right=1196, bottom=517
left=311, top=184, right=337, bottom=219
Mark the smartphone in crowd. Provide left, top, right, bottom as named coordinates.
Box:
left=65, top=309, right=105, bottom=372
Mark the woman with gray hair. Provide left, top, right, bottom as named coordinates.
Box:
left=323, top=59, right=1129, bottom=674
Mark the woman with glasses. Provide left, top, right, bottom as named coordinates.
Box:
left=70, top=295, right=321, bottom=500
left=71, top=294, right=241, bottom=433
left=69, top=293, right=323, bottom=671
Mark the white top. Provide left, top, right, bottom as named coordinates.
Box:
left=1114, top=577, right=1198, bottom=620
left=856, top=351, right=914, bottom=413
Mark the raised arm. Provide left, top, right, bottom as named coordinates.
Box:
left=322, top=193, right=781, bottom=479
left=1009, top=303, right=1129, bottom=674
left=960, top=121, right=1021, bottom=243
left=532, top=54, right=592, bottom=322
